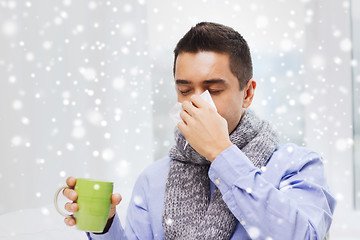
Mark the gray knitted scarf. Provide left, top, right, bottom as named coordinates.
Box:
left=162, top=109, right=279, bottom=240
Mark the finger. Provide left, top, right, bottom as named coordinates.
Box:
left=111, top=193, right=122, bottom=206
left=190, top=95, right=209, bottom=108
left=64, top=217, right=76, bottom=226
left=179, top=110, right=192, bottom=125
left=63, top=188, right=78, bottom=201
left=66, top=176, right=76, bottom=188
left=108, top=194, right=122, bottom=219
left=65, top=202, right=78, bottom=212
left=177, top=121, right=188, bottom=136
left=181, top=100, right=197, bottom=116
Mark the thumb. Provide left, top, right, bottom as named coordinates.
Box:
left=111, top=193, right=122, bottom=206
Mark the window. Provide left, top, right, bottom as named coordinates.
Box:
left=351, top=0, right=360, bottom=209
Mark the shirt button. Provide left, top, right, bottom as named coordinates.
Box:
left=240, top=219, right=246, bottom=226
left=215, top=178, right=221, bottom=185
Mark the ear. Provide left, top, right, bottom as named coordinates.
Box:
left=242, top=79, right=256, bottom=108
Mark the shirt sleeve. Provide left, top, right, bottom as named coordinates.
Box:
left=86, top=213, right=126, bottom=240
left=208, top=144, right=336, bottom=240
left=86, top=172, right=153, bottom=240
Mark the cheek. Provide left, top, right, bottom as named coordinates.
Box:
left=217, top=99, right=240, bottom=116
left=215, top=95, right=243, bottom=129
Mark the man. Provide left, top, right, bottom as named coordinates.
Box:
left=63, top=22, right=336, bottom=239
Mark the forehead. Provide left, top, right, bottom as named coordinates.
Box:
left=175, top=51, right=237, bottom=85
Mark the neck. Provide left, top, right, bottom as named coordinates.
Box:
left=229, top=109, right=245, bottom=135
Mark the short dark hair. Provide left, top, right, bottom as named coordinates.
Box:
left=173, top=22, right=253, bottom=90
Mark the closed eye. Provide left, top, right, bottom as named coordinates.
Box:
left=208, top=90, right=223, bottom=95
left=179, top=89, right=191, bottom=95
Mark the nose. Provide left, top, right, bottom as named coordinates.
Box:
left=185, top=89, right=203, bottom=101
left=178, top=88, right=204, bottom=102
left=193, top=88, right=203, bottom=96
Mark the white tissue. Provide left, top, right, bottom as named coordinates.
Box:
left=169, top=90, right=217, bottom=150
left=169, top=102, right=183, bottom=126
left=199, top=89, right=217, bottom=110
left=169, top=90, right=217, bottom=125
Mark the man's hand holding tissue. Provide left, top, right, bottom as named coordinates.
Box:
left=178, top=94, right=233, bottom=162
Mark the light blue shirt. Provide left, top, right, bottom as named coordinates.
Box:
left=87, top=143, right=336, bottom=239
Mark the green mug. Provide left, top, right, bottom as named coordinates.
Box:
left=54, top=178, right=113, bottom=232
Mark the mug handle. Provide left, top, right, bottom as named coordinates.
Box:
left=54, top=185, right=72, bottom=218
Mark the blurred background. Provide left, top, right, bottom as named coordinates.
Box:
left=0, top=0, right=359, bottom=239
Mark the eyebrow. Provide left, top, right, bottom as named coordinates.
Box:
left=175, top=79, right=191, bottom=84
left=175, top=78, right=227, bottom=85
left=203, top=79, right=227, bottom=85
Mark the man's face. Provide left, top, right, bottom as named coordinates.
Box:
left=174, top=51, right=251, bottom=134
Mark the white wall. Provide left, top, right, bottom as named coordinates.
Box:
left=0, top=0, right=153, bottom=223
